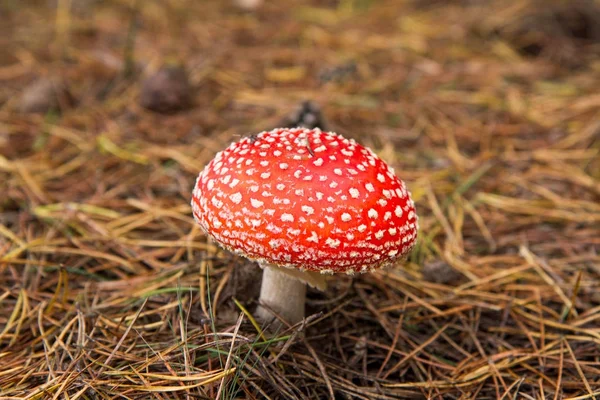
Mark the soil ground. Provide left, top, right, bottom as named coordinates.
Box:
left=1, top=0, right=599, bottom=399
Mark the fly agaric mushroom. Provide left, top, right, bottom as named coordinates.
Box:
left=191, top=127, right=418, bottom=325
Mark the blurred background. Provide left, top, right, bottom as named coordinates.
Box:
left=1, top=0, right=599, bottom=398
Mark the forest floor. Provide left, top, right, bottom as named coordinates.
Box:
left=1, top=0, right=599, bottom=399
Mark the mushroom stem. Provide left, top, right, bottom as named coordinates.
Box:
left=256, top=265, right=307, bottom=325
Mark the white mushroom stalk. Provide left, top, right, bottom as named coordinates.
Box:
left=256, top=264, right=327, bottom=325
left=255, top=265, right=305, bottom=324
left=191, top=127, right=418, bottom=326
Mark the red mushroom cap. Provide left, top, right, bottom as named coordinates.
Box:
left=191, top=127, right=418, bottom=274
